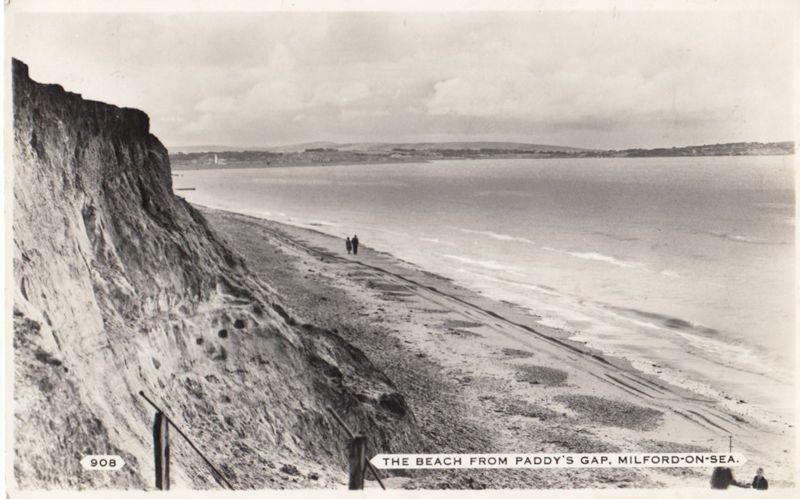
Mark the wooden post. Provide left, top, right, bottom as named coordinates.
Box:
left=347, top=435, right=367, bottom=490
left=153, top=411, right=170, bottom=490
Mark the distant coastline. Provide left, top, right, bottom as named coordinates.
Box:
left=169, top=140, right=794, bottom=170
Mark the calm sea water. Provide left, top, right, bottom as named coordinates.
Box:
left=174, top=156, right=795, bottom=422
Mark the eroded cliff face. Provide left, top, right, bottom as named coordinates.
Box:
left=12, top=58, right=416, bottom=489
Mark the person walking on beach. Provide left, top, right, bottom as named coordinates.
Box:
left=345, top=237, right=352, bottom=254
left=351, top=234, right=359, bottom=255
left=751, top=468, right=768, bottom=490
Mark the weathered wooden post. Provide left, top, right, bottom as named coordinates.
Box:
left=326, top=407, right=385, bottom=490
left=347, top=435, right=368, bottom=490
left=153, top=411, right=170, bottom=490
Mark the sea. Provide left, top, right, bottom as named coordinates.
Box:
left=173, top=156, right=795, bottom=425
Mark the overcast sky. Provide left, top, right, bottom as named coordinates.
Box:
left=9, top=10, right=794, bottom=149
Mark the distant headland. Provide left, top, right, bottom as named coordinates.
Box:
left=169, top=140, right=794, bottom=170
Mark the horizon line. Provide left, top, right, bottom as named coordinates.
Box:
left=165, top=139, right=795, bottom=152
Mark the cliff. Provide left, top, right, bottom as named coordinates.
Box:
left=11, top=58, right=417, bottom=489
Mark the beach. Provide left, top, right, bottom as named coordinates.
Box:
left=197, top=205, right=794, bottom=488
left=173, top=157, right=795, bottom=428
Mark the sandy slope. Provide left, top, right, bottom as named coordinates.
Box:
left=12, top=59, right=421, bottom=490
left=198, top=206, right=795, bottom=489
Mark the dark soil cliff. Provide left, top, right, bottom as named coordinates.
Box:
left=11, top=58, right=418, bottom=489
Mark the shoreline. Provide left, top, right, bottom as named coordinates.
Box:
left=196, top=204, right=794, bottom=488
left=182, top=186, right=793, bottom=428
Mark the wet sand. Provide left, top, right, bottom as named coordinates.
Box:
left=198, top=205, right=794, bottom=489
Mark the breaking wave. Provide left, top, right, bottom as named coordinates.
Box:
left=542, top=246, right=641, bottom=269
left=705, top=230, right=787, bottom=245
left=457, top=227, right=536, bottom=245
left=441, top=254, right=522, bottom=274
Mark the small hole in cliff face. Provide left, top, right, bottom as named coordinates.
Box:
left=251, top=303, right=264, bottom=317
left=196, top=337, right=204, bottom=345
left=218, top=329, right=228, bottom=338
left=233, top=319, right=245, bottom=329
left=378, top=392, right=409, bottom=417
left=271, top=303, right=296, bottom=326
left=152, top=358, right=161, bottom=369
left=213, top=346, right=228, bottom=361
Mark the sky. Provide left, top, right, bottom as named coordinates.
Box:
left=8, top=8, right=795, bottom=149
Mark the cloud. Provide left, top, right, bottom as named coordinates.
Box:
left=312, top=82, right=371, bottom=107
left=8, top=10, right=793, bottom=148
